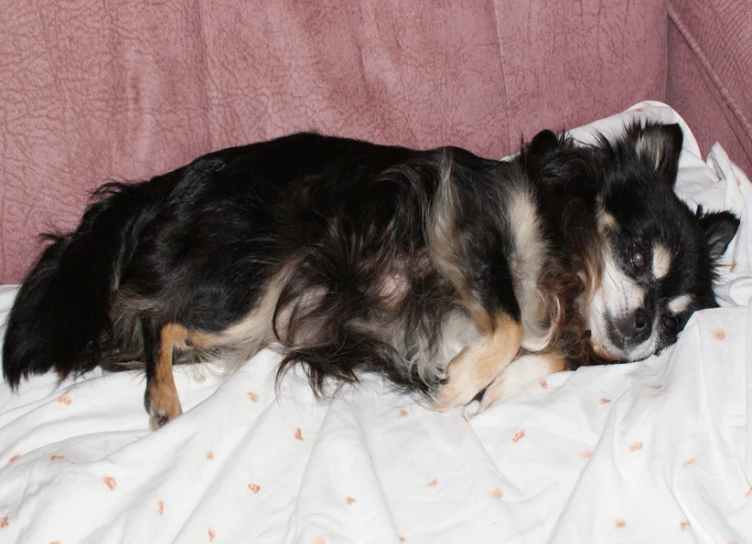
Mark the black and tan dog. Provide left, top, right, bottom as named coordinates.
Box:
left=2, top=122, right=739, bottom=429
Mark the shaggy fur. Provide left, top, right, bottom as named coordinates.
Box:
left=2, top=123, right=739, bottom=429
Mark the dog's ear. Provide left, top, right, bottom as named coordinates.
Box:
left=631, top=122, right=684, bottom=188
left=696, top=207, right=740, bottom=261
left=523, top=129, right=564, bottom=180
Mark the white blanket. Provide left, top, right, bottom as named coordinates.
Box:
left=0, top=103, right=750, bottom=544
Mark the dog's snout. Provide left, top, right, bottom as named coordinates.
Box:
left=614, top=308, right=651, bottom=343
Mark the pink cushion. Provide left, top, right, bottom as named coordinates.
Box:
left=0, top=1, right=669, bottom=282
left=667, top=0, right=752, bottom=173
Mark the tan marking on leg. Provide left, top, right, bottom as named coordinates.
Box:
left=144, top=270, right=288, bottom=430
left=433, top=313, right=522, bottom=410
left=158, top=272, right=286, bottom=382
left=147, top=323, right=186, bottom=431
left=179, top=272, right=286, bottom=358
left=478, top=352, right=566, bottom=411
left=507, top=187, right=551, bottom=352
left=425, top=157, right=492, bottom=334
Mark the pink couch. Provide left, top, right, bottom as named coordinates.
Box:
left=1, top=0, right=750, bottom=283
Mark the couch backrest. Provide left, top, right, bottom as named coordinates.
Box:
left=666, top=0, right=752, bottom=175
left=0, top=0, right=669, bottom=283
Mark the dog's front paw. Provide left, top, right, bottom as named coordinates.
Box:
left=146, top=384, right=183, bottom=431
left=431, top=364, right=485, bottom=411
left=476, top=372, right=515, bottom=412
left=431, top=316, right=523, bottom=411
left=478, top=353, right=566, bottom=412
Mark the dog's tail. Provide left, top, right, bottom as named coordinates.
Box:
left=2, top=181, right=159, bottom=388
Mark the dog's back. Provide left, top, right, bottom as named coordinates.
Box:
left=2, top=134, right=488, bottom=398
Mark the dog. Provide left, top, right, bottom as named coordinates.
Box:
left=1, top=122, right=739, bottom=430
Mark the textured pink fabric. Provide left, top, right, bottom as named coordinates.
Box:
left=667, top=0, right=752, bottom=173
left=1, top=1, right=669, bottom=282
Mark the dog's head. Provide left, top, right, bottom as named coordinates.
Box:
left=527, top=122, right=740, bottom=362
left=587, top=122, right=739, bottom=361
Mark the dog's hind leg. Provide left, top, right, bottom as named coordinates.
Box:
left=139, top=278, right=281, bottom=430
left=143, top=320, right=189, bottom=430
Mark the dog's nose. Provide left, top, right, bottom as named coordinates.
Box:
left=614, top=308, right=651, bottom=343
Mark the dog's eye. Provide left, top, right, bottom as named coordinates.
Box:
left=662, top=316, right=678, bottom=333
left=630, top=244, right=646, bottom=271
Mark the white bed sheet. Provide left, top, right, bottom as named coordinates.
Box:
left=0, top=103, right=750, bottom=544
